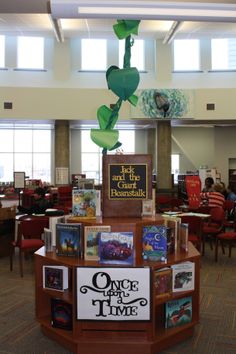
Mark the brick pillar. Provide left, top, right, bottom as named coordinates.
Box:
left=55, top=120, right=70, bottom=185
left=156, top=120, right=172, bottom=189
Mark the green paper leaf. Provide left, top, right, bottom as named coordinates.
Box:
left=128, top=94, right=138, bottom=106
left=107, top=67, right=140, bottom=100
left=97, top=105, right=118, bottom=130
left=106, top=65, right=119, bottom=89
left=109, top=141, right=122, bottom=151
left=90, top=129, right=119, bottom=149
left=113, top=20, right=140, bottom=39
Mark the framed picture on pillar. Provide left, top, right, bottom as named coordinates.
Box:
left=56, top=167, right=69, bottom=185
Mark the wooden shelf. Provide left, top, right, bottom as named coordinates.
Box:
left=35, top=216, right=200, bottom=354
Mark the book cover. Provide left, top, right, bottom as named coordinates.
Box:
left=154, top=267, right=172, bottom=298
left=99, top=232, right=134, bottom=265
left=165, top=296, right=192, bottom=329
left=51, top=298, right=73, bottom=330
left=72, top=189, right=96, bottom=218
left=142, top=225, right=167, bottom=261
left=43, top=265, right=68, bottom=291
left=56, top=223, right=82, bottom=257
left=163, top=216, right=181, bottom=252
left=171, top=262, right=195, bottom=292
left=179, top=223, right=189, bottom=252
left=84, top=225, right=111, bottom=261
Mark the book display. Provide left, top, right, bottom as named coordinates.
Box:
left=35, top=155, right=200, bottom=354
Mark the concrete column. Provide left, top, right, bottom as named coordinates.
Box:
left=156, top=120, right=172, bottom=189
left=55, top=120, right=70, bottom=185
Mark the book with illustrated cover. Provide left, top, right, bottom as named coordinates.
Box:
left=154, top=267, right=172, bottom=298
left=179, top=223, right=189, bottom=252
left=84, top=225, right=111, bottom=261
left=142, top=225, right=167, bottom=262
left=165, top=296, right=192, bottom=329
left=72, top=189, right=96, bottom=218
left=171, top=262, right=195, bottom=292
left=51, top=298, right=73, bottom=330
left=56, top=223, right=82, bottom=257
left=163, top=215, right=181, bottom=252
left=43, top=265, right=68, bottom=291
left=99, top=232, right=134, bottom=265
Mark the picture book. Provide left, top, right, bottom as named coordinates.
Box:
left=142, top=199, right=154, bottom=217
left=43, top=265, right=69, bottom=291
left=171, top=262, right=195, bottom=292
left=72, top=189, right=96, bottom=218
left=179, top=223, right=189, bottom=252
left=51, top=298, right=73, bottom=330
left=154, top=267, right=172, bottom=298
left=165, top=296, right=192, bottom=329
left=56, top=223, right=82, bottom=257
left=142, top=225, right=167, bottom=262
left=163, top=215, right=181, bottom=252
left=99, top=232, right=134, bottom=265
left=84, top=225, right=111, bottom=261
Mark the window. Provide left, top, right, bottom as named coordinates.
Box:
left=81, top=130, right=135, bottom=184
left=119, top=39, right=144, bottom=71
left=17, top=36, right=44, bottom=69
left=171, top=154, right=180, bottom=184
left=211, top=38, right=236, bottom=70
left=173, top=39, right=200, bottom=71
left=81, top=39, right=107, bottom=71
left=0, top=127, right=51, bottom=183
left=0, top=35, right=5, bottom=68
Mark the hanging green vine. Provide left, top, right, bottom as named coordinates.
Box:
left=90, top=20, right=141, bottom=154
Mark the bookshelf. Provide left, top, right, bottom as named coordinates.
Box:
left=35, top=216, right=200, bottom=354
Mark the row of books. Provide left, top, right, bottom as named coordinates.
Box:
left=44, top=219, right=189, bottom=265
left=154, top=261, right=195, bottom=297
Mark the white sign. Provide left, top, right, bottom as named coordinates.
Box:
left=77, top=267, right=150, bottom=321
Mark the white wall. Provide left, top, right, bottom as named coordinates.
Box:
left=1, top=35, right=236, bottom=185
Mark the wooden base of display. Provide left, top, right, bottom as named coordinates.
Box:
left=40, top=322, right=195, bottom=354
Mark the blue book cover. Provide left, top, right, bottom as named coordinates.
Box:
left=165, top=296, right=192, bottom=329
left=142, top=225, right=167, bottom=261
left=99, top=232, right=134, bottom=265
left=56, top=223, right=81, bottom=257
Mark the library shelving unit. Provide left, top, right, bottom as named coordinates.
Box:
left=35, top=216, right=200, bottom=354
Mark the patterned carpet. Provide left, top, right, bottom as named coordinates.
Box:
left=0, top=244, right=236, bottom=354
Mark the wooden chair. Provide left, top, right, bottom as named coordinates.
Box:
left=201, top=207, right=225, bottom=256
left=10, top=217, right=49, bottom=277
left=179, top=215, right=203, bottom=252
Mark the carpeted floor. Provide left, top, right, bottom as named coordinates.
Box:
left=0, top=243, right=236, bottom=354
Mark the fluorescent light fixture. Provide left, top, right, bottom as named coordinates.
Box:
left=50, top=0, right=236, bottom=22
left=163, top=21, right=182, bottom=44
left=49, top=15, right=64, bottom=42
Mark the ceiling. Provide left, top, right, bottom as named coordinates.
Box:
left=1, top=1, right=236, bottom=128
left=1, top=0, right=236, bottom=40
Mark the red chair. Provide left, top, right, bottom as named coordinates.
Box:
left=179, top=215, right=203, bottom=252
left=202, top=207, right=225, bottom=256
left=222, top=200, right=235, bottom=231
left=215, top=228, right=236, bottom=262
left=10, top=217, right=49, bottom=277
left=156, top=195, right=172, bottom=213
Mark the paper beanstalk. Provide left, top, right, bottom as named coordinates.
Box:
left=90, top=20, right=140, bottom=154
